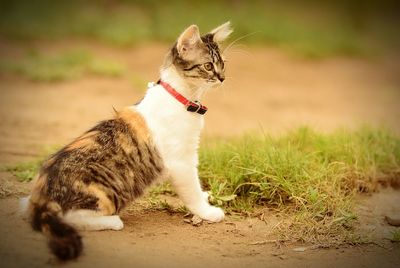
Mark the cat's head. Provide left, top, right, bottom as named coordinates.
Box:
left=164, top=22, right=233, bottom=88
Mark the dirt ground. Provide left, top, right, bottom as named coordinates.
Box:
left=0, top=40, right=399, bottom=267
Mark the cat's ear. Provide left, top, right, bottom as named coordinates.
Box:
left=177, top=24, right=202, bottom=60
left=210, top=21, right=233, bottom=43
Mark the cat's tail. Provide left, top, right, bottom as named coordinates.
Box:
left=30, top=201, right=82, bottom=261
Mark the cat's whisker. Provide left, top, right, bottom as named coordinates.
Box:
left=223, top=31, right=260, bottom=54
left=228, top=43, right=252, bottom=53
left=218, top=80, right=235, bottom=99
left=227, top=48, right=254, bottom=59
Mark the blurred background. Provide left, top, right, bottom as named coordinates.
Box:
left=0, top=0, right=399, bottom=162
left=0, top=0, right=399, bottom=56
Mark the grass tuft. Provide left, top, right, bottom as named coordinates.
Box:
left=390, top=229, right=400, bottom=242
left=4, top=160, right=41, bottom=182
left=0, top=50, right=124, bottom=81
left=199, top=127, right=399, bottom=243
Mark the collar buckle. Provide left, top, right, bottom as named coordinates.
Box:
left=158, top=80, right=208, bottom=115
left=186, top=102, right=201, bottom=113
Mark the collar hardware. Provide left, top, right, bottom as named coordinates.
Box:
left=157, top=80, right=208, bottom=115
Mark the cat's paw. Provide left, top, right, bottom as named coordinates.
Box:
left=109, top=215, right=124, bottom=231
left=198, top=205, right=225, bottom=222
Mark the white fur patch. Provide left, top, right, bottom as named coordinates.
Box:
left=63, top=210, right=124, bottom=231
left=211, top=21, right=233, bottom=43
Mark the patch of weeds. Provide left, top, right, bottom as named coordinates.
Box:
left=390, top=229, right=400, bottom=242
left=2, top=145, right=58, bottom=182
left=146, top=196, right=187, bottom=214
left=199, top=126, right=400, bottom=243
left=4, top=160, right=42, bottom=182
left=149, top=182, right=176, bottom=197
left=175, top=205, right=188, bottom=214
left=148, top=198, right=173, bottom=212
left=87, top=58, right=124, bottom=77
left=146, top=182, right=187, bottom=213
left=0, top=50, right=124, bottom=81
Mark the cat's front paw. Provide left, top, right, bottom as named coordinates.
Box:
left=198, top=205, right=225, bottom=222
left=109, top=215, right=124, bottom=231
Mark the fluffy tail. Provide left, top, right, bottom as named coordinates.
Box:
left=30, top=202, right=83, bottom=261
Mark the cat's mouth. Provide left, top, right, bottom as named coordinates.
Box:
left=207, top=78, right=221, bottom=84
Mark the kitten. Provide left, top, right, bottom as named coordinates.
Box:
left=26, top=22, right=233, bottom=261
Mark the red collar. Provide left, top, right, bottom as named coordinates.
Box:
left=158, top=80, right=208, bottom=115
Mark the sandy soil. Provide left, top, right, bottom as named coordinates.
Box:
left=0, top=189, right=399, bottom=268
left=0, top=40, right=399, bottom=267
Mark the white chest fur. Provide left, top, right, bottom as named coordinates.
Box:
left=135, top=84, right=204, bottom=170
left=134, top=84, right=224, bottom=222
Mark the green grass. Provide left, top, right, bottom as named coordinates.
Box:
left=2, top=145, right=60, bottom=181
left=199, top=127, right=399, bottom=243
left=5, top=127, right=399, bottom=243
left=201, top=127, right=400, bottom=212
left=3, top=160, right=41, bottom=182
left=0, top=0, right=398, bottom=58
left=390, top=229, right=400, bottom=242
left=0, top=49, right=124, bottom=81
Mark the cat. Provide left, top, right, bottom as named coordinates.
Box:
left=26, top=22, right=233, bottom=261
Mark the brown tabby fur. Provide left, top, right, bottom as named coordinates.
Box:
left=29, top=107, right=164, bottom=260
left=165, top=34, right=225, bottom=83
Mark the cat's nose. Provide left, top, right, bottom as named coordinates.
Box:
left=217, top=74, right=225, bottom=82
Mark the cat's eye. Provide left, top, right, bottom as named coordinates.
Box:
left=204, top=62, right=213, bottom=71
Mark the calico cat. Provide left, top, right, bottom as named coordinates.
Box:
left=26, top=22, right=233, bottom=261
